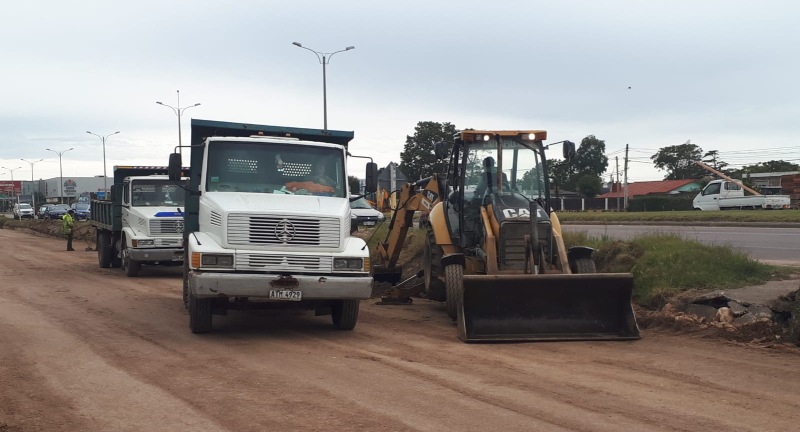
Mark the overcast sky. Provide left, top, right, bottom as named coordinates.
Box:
left=2, top=0, right=799, bottom=184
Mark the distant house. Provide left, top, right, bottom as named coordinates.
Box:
left=597, top=179, right=702, bottom=199
left=743, top=171, right=800, bottom=195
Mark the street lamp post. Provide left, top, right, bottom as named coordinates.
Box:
left=21, top=158, right=43, bottom=208
left=292, top=42, right=355, bottom=130
left=1, top=166, right=22, bottom=199
left=86, top=130, right=120, bottom=196
left=157, top=90, right=200, bottom=155
left=46, top=148, right=74, bottom=204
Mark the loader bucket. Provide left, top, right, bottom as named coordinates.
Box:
left=458, top=273, right=639, bottom=342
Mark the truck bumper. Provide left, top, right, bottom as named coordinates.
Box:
left=189, top=271, right=372, bottom=300
left=128, top=248, right=184, bottom=262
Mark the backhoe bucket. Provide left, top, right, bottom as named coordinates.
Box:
left=458, top=273, right=639, bottom=342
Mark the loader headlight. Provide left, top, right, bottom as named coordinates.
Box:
left=200, top=254, right=234, bottom=268
left=333, top=258, right=363, bottom=271
left=132, top=239, right=155, bottom=247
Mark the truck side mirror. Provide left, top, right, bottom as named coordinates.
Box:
left=563, top=141, right=576, bottom=161
left=168, top=153, right=182, bottom=181
left=365, top=162, right=378, bottom=193
left=434, top=142, right=450, bottom=160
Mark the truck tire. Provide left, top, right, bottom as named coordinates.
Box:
left=111, top=235, right=122, bottom=268
left=97, top=232, right=111, bottom=268
left=182, top=260, right=190, bottom=308
left=445, top=264, right=463, bottom=320
left=188, top=292, right=213, bottom=334
left=571, top=257, right=597, bottom=274
left=424, top=229, right=445, bottom=301
left=121, top=235, right=141, bottom=277
left=331, top=299, right=359, bottom=330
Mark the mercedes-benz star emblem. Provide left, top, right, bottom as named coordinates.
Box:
left=173, top=220, right=185, bottom=233
left=275, top=219, right=295, bottom=242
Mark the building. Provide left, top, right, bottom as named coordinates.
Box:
left=597, top=179, right=702, bottom=199
left=743, top=171, right=800, bottom=195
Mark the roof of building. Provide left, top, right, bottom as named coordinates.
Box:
left=597, top=179, right=699, bottom=199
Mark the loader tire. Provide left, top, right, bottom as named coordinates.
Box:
left=331, top=299, right=359, bottom=330
left=571, top=257, right=597, bottom=274
left=445, top=264, right=463, bottom=320
left=424, top=229, right=445, bottom=301
left=188, top=292, right=213, bottom=334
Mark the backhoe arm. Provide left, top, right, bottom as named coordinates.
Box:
left=377, top=175, right=445, bottom=273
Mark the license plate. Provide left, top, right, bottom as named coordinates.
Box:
left=269, top=290, right=302, bottom=301
left=363, top=221, right=376, bottom=226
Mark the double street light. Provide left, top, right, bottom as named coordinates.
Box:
left=1, top=166, right=22, bottom=198
left=46, top=148, right=74, bottom=204
left=157, top=90, right=201, bottom=155
left=292, top=42, right=355, bottom=130
left=21, top=158, right=43, bottom=207
left=86, top=130, right=120, bottom=195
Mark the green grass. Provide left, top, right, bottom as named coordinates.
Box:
left=558, top=210, right=800, bottom=223
left=564, top=231, right=795, bottom=307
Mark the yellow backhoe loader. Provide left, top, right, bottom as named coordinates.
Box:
left=373, top=130, right=639, bottom=342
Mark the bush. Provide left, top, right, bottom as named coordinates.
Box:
left=628, top=195, right=695, bottom=212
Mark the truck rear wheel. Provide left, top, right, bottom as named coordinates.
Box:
left=424, top=229, right=445, bottom=301
left=445, top=264, right=463, bottom=320
left=188, top=292, right=213, bottom=333
left=97, top=232, right=111, bottom=268
left=331, top=299, right=359, bottom=330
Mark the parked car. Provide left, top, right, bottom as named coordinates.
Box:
left=44, top=204, right=71, bottom=219
left=349, top=195, right=385, bottom=227
left=71, top=203, right=91, bottom=220
left=37, top=204, right=55, bottom=219
left=13, top=203, right=35, bottom=220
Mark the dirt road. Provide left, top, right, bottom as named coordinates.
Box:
left=2, top=228, right=799, bottom=432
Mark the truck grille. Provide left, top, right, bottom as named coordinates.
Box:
left=227, top=214, right=340, bottom=247
left=149, top=219, right=185, bottom=235
left=155, top=238, right=182, bottom=247
left=236, top=254, right=332, bottom=272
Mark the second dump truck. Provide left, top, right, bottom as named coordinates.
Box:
left=91, top=166, right=189, bottom=276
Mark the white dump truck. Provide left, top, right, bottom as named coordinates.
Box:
left=91, top=166, right=189, bottom=276
left=168, top=119, right=378, bottom=333
left=693, top=179, right=791, bottom=210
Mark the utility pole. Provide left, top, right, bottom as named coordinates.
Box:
left=614, top=156, right=620, bottom=211
left=623, top=144, right=629, bottom=211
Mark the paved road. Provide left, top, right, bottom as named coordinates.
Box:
left=564, top=224, right=800, bottom=265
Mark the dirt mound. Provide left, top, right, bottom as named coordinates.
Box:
left=0, top=219, right=95, bottom=246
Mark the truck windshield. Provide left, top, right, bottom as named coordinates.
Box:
left=205, top=141, right=346, bottom=198
left=463, top=139, right=546, bottom=201
left=131, top=180, right=186, bottom=207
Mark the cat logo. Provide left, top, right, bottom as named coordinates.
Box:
left=501, top=208, right=548, bottom=219
left=421, top=190, right=439, bottom=210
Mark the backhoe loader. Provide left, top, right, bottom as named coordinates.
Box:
left=373, top=130, right=639, bottom=342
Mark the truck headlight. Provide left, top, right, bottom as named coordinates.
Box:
left=132, top=239, right=155, bottom=247
left=200, top=254, right=234, bottom=268
left=333, top=258, right=363, bottom=271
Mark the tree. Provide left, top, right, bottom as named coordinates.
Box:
left=399, top=121, right=457, bottom=181
left=651, top=141, right=706, bottom=180
left=348, top=175, right=361, bottom=194
left=702, top=150, right=729, bottom=172
left=575, top=174, right=603, bottom=198
left=574, top=135, right=609, bottom=177
left=548, top=158, right=572, bottom=192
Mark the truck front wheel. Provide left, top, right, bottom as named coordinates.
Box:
left=188, top=292, right=213, bottom=333
left=121, top=235, right=141, bottom=277
left=331, top=299, right=359, bottom=330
